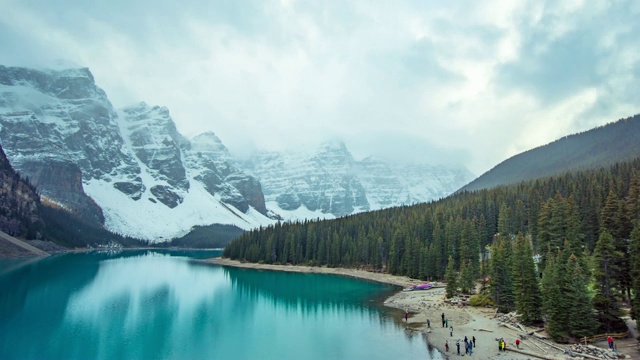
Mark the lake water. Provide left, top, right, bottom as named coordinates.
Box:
left=0, top=250, right=442, bottom=359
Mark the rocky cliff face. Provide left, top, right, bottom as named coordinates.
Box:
left=356, top=157, right=475, bottom=207
left=245, top=141, right=370, bottom=218
left=0, top=65, right=139, bottom=225
left=119, top=103, right=189, bottom=208
left=185, top=132, right=267, bottom=214
left=245, top=143, right=475, bottom=219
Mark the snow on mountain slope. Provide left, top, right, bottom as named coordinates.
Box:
left=84, top=177, right=269, bottom=241
left=245, top=144, right=475, bottom=220
left=244, top=141, right=370, bottom=218
left=356, top=157, right=475, bottom=207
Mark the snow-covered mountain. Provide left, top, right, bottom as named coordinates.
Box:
left=356, top=156, right=475, bottom=207
left=0, top=65, right=272, bottom=241
left=0, top=64, right=474, bottom=242
left=243, top=141, right=475, bottom=219
left=244, top=141, right=370, bottom=221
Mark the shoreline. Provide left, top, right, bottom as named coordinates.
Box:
left=205, top=258, right=637, bottom=360
left=205, top=258, right=537, bottom=359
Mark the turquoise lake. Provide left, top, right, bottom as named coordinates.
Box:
left=0, top=250, right=442, bottom=359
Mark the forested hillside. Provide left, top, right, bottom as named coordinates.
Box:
left=461, top=114, right=640, bottom=191
left=224, top=157, right=640, bottom=340
left=0, top=144, right=42, bottom=238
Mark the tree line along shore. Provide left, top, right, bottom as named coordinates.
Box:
left=223, top=158, right=640, bottom=344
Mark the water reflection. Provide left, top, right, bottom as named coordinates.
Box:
left=0, top=251, right=440, bottom=360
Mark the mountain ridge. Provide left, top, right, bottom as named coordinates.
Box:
left=460, top=115, right=640, bottom=192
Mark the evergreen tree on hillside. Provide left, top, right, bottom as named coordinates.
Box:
left=601, top=190, right=632, bottom=302
left=628, top=176, right=640, bottom=227
left=458, top=261, right=475, bottom=294
left=564, top=196, right=584, bottom=256
left=498, top=202, right=511, bottom=237
left=490, top=236, right=514, bottom=312
left=541, top=252, right=566, bottom=340
left=565, top=254, right=598, bottom=338
left=445, top=256, right=458, bottom=298
left=630, top=226, right=640, bottom=321
left=593, top=231, right=624, bottom=333
left=512, top=233, right=542, bottom=324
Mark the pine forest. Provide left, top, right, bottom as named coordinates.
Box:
left=224, top=157, right=640, bottom=342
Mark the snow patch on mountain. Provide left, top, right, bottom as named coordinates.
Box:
left=83, top=178, right=272, bottom=241
left=265, top=201, right=337, bottom=222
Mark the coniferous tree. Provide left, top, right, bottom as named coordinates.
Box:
left=498, top=202, right=511, bottom=237
left=628, top=176, right=640, bottom=227
left=512, top=233, right=542, bottom=324
left=593, top=231, right=624, bottom=333
left=541, top=252, right=565, bottom=340
left=490, top=236, right=514, bottom=312
left=601, top=190, right=633, bottom=302
left=542, top=251, right=573, bottom=342
left=458, top=261, right=475, bottom=294
left=565, top=254, right=598, bottom=338
left=630, top=226, right=640, bottom=321
left=564, top=196, right=584, bottom=256
left=445, top=256, right=457, bottom=298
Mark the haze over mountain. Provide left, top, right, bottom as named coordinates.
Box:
left=2, top=1, right=639, bottom=177
left=0, top=65, right=473, bottom=242
left=460, top=115, right=640, bottom=192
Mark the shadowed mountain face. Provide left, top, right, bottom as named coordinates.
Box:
left=0, top=144, right=41, bottom=238
left=460, top=115, right=640, bottom=192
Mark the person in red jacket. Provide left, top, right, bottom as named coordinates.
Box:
left=607, top=336, right=613, bottom=350
left=515, top=338, right=521, bottom=349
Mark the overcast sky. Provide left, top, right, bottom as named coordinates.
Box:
left=1, top=0, right=639, bottom=175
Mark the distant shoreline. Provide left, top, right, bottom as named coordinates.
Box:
left=205, top=257, right=418, bottom=288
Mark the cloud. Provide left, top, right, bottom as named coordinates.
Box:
left=0, top=0, right=638, bottom=175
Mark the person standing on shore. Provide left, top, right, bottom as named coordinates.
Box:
left=456, top=341, right=460, bottom=355
left=464, top=337, right=469, bottom=354
left=404, top=311, right=408, bottom=322
left=515, top=338, right=520, bottom=349
left=445, top=318, right=448, bottom=328
left=427, top=319, right=431, bottom=328
left=468, top=341, right=473, bottom=356
left=445, top=340, right=449, bottom=352
left=607, top=336, right=613, bottom=350
left=449, top=326, right=453, bottom=337
left=472, top=336, right=476, bottom=347
left=441, top=312, right=445, bottom=327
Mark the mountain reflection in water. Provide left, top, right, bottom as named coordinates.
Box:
left=0, top=251, right=442, bottom=360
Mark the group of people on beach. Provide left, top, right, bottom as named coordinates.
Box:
left=437, top=312, right=475, bottom=356
left=498, top=338, right=506, bottom=352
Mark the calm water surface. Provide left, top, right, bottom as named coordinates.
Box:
left=0, top=251, right=442, bottom=359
